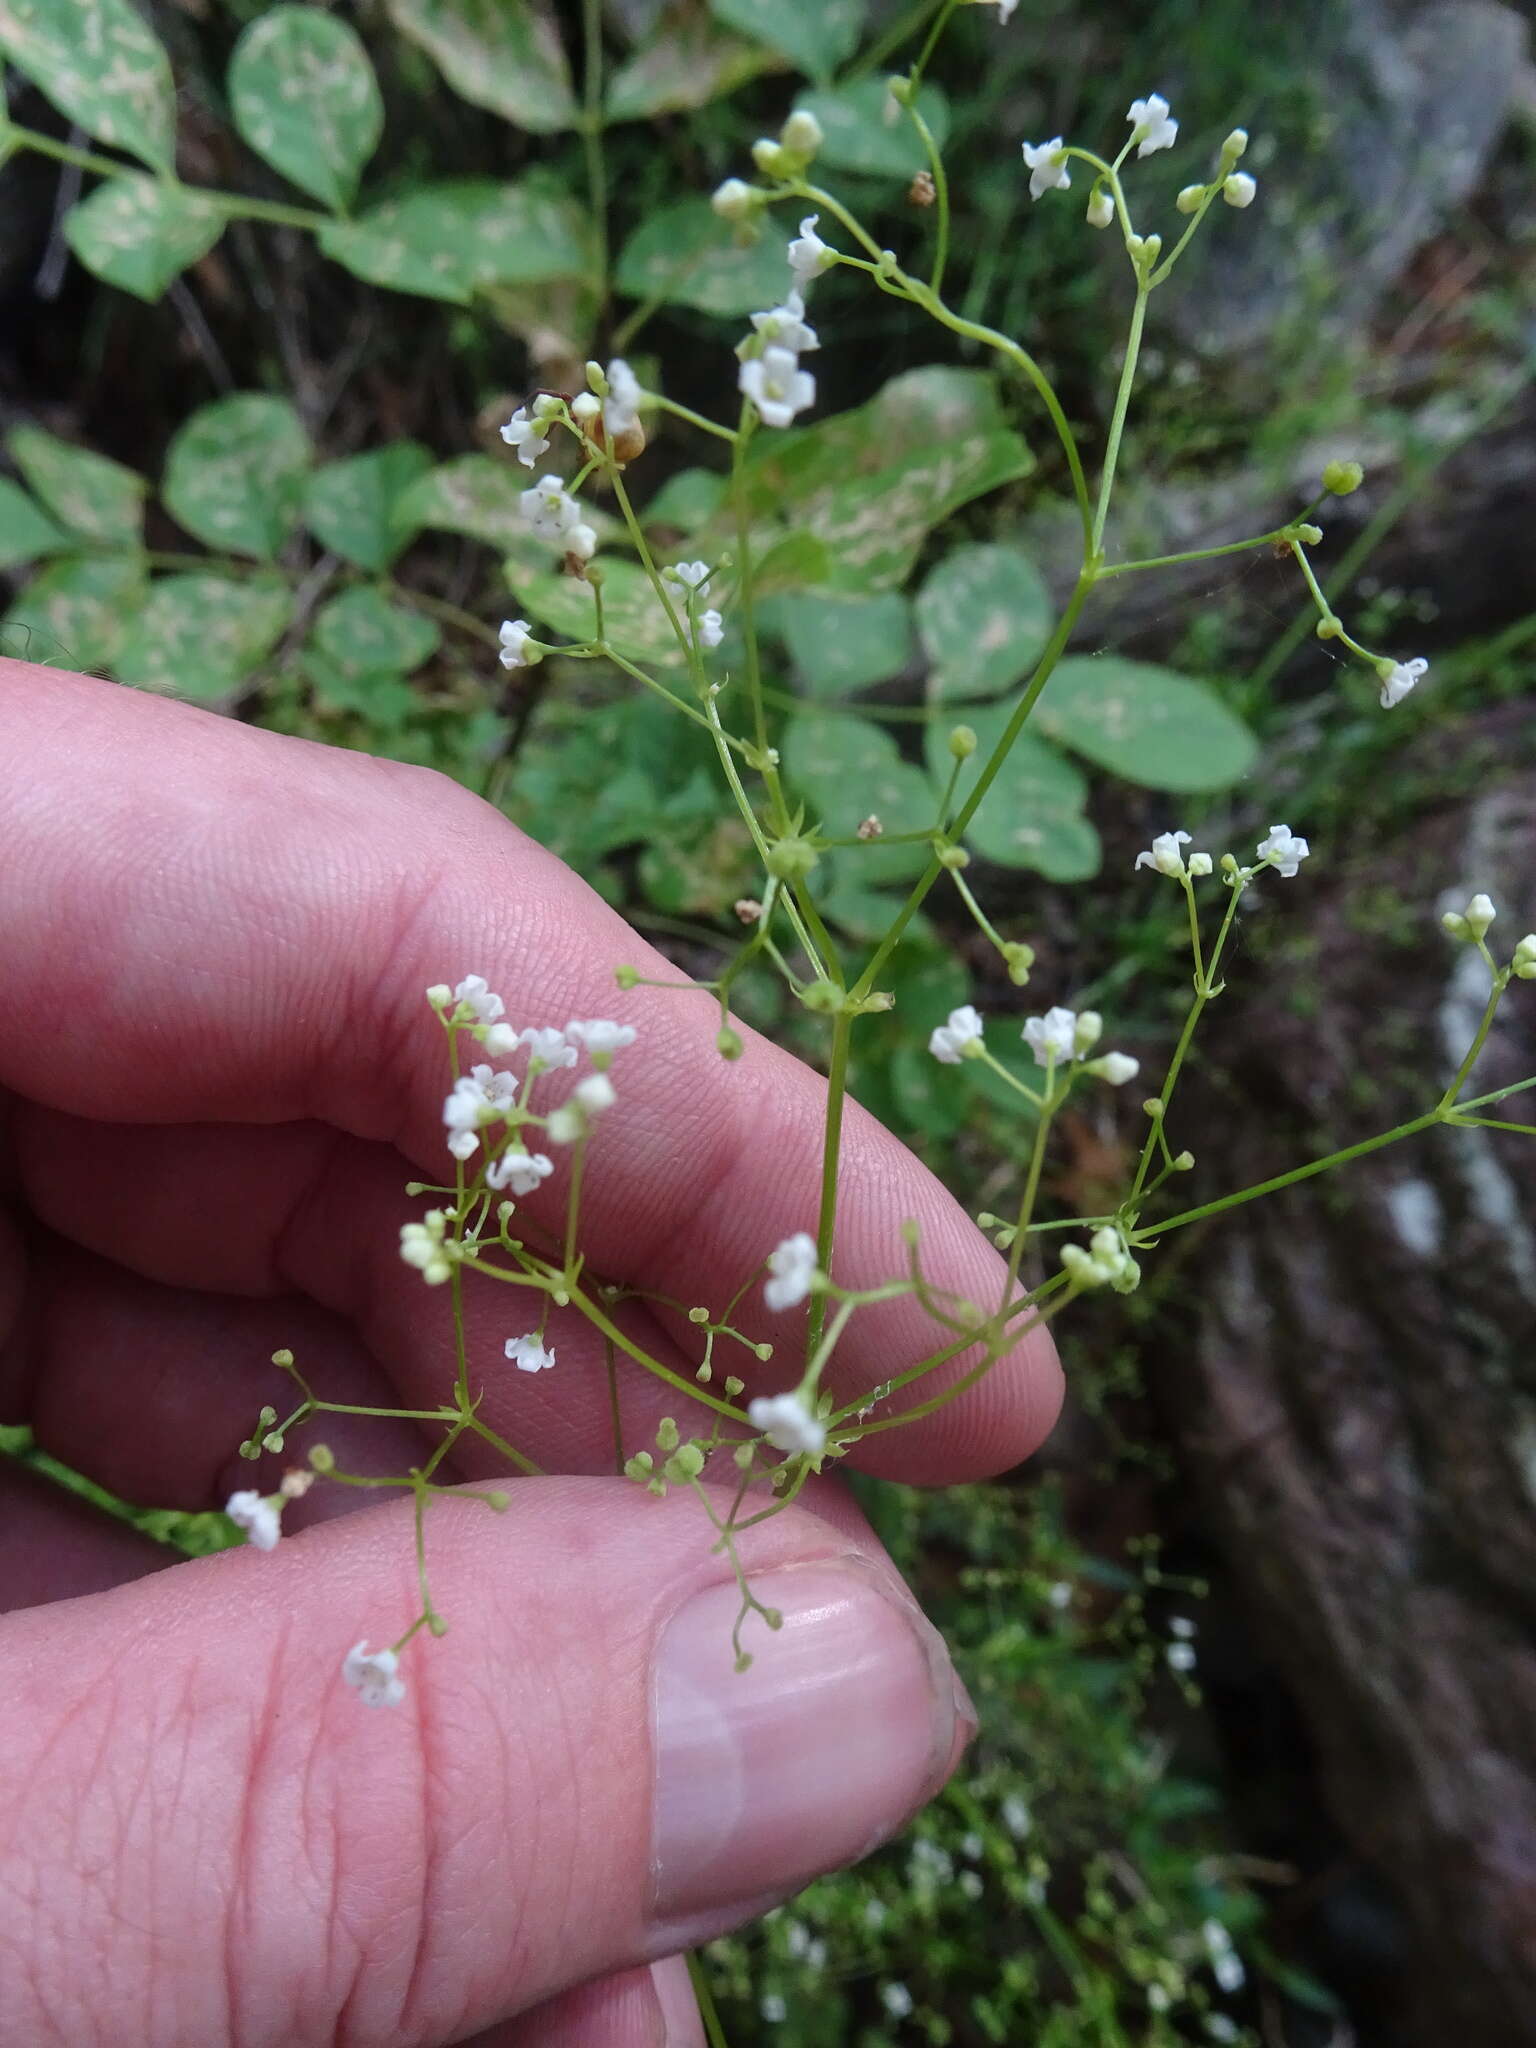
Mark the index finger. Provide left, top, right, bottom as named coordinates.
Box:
left=0, top=663, right=1060, bottom=1479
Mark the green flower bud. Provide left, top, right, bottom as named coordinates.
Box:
left=1294, top=522, right=1322, bottom=545
left=779, top=109, right=824, bottom=158
left=799, top=977, right=842, bottom=1013
left=1315, top=615, right=1342, bottom=640
left=624, top=1452, right=654, bottom=1481
left=751, top=137, right=790, bottom=176
left=1002, top=941, right=1035, bottom=985
left=938, top=843, right=970, bottom=870
left=308, top=1442, right=335, bottom=1473
left=1220, top=127, right=1249, bottom=164
left=949, top=724, right=978, bottom=759
left=765, top=835, right=819, bottom=880
left=615, top=964, right=641, bottom=988
left=1175, top=184, right=1206, bottom=214
left=486, top=1490, right=511, bottom=1511
left=716, top=1024, right=744, bottom=1060
left=585, top=360, right=608, bottom=396
left=1322, top=459, right=1364, bottom=495
left=665, top=1443, right=706, bottom=1482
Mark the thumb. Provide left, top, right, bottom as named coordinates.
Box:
left=1, top=1477, right=970, bottom=2046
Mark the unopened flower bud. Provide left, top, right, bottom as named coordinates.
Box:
left=1187, top=852, right=1214, bottom=877
left=716, top=1024, right=744, bottom=1060
left=1294, top=522, right=1322, bottom=545
left=1072, top=1010, right=1103, bottom=1054
left=1175, top=184, right=1205, bottom=214
left=1086, top=188, right=1115, bottom=229
left=712, top=177, right=755, bottom=221
left=308, top=1442, right=335, bottom=1473
left=1220, top=127, right=1249, bottom=164
left=751, top=137, right=790, bottom=176
left=271, top=1349, right=294, bottom=1369
left=1315, top=614, right=1342, bottom=639
left=766, top=834, right=819, bottom=879
left=949, top=723, right=978, bottom=758
left=1512, top=934, right=1536, bottom=979
left=1441, top=910, right=1469, bottom=939
left=780, top=109, right=824, bottom=158
left=426, top=983, right=451, bottom=1007
left=1002, top=941, right=1035, bottom=984
left=615, top=964, right=641, bottom=988
left=1323, top=459, right=1364, bottom=495
left=799, top=977, right=842, bottom=1013
left=1222, top=172, right=1257, bottom=208
left=938, top=843, right=970, bottom=869
left=885, top=73, right=914, bottom=107
left=1464, top=893, right=1496, bottom=939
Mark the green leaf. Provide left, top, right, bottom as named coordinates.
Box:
left=6, top=426, right=145, bottom=544
left=302, top=442, right=433, bottom=571
left=917, top=543, right=1053, bottom=702
left=643, top=467, right=726, bottom=533
left=609, top=11, right=778, bottom=120
left=926, top=700, right=1099, bottom=879
left=312, top=586, right=441, bottom=676
left=1036, top=656, right=1258, bottom=791
left=0, top=476, right=68, bottom=568
left=773, top=590, right=910, bottom=697
left=304, top=654, right=421, bottom=725
left=402, top=454, right=545, bottom=550
left=383, top=0, right=575, bottom=131
left=2, top=553, right=145, bottom=670
left=0, top=0, right=175, bottom=168
left=615, top=200, right=792, bottom=318
left=320, top=179, right=588, bottom=303
left=795, top=79, right=949, bottom=176
left=781, top=714, right=932, bottom=880
left=506, top=556, right=684, bottom=667
left=115, top=572, right=292, bottom=699
left=161, top=394, right=309, bottom=560
left=228, top=6, right=382, bottom=209
left=63, top=174, right=225, bottom=303
left=709, top=0, right=863, bottom=81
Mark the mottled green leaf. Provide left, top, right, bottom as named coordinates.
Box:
left=302, top=443, right=433, bottom=571
left=304, top=654, right=421, bottom=724
left=228, top=7, right=382, bottom=209
left=2, top=553, right=144, bottom=670
left=7, top=426, right=145, bottom=544
left=162, top=394, right=309, bottom=560
left=609, top=11, right=778, bottom=120
left=402, top=456, right=621, bottom=559
left=709, top=0, right=863, bottom=81
left=116, top=573, right=292, bottom=699
left=506, top=555, right=685, bottom=667
left=643, top=467, right=726, bottom=533
left=384, top=0, right=575, bottom=131
left=64, top=175, right=225, bottom=303
left=0, top=476, right=68, bottom=568
left=615, top=200, right=792, bottom=318
left=0, top=0, right=175, bottom=168
left=925, top=699, right=1098, bottom=878
left=1037, top=656, right=1258, bottom=791
left=320, top=179, right=588, bottom=303
left=917, top=543, right=1053, bottom=702
left=794, top=79, right=948, bottom=177
left=312, top=586, right=441, bottom=677
left=782, top=714, right=932, bottom=879
left=773, top=590, right=910, bottom=697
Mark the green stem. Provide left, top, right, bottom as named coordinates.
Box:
left=903, top=94, right=952, bottom=294
left=807, top=1009, right=854, bottom=1357
left=687, top=1951, right=730, bottom=2048
left=1090, top=281, right=1148, bottom=555
left=1096, top=521, right=1304, bottom=580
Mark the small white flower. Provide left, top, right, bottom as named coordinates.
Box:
left=751, top=292, right=819, bottom=354
left=485, top=1148, right=554, bottom=1196
left=482, top=1021, right=518, bottom=1056
left=759, top=1994, right=788, bottom=2024
left=864, top=1898, right=888, bottom=1929
left=929, top=1004, right=985, bottom=1064
left=1002, top=1792, right=1033, bottom=1839
left=787, top=214, right=836, bottom=289
left=1127, top=92, right=1178, bottom=155
left=1167, top=1639, right=1198, bottom=1672
left=1062, top=1225, right=1138, bottom=1291
left=520, top=473, right=577, bottom=540
left=739, top=346, right=816, bottom=429
left=565, top=1019, right=637, bottom=1056
left=1255, top=823, right=1309, bottom=877
left=453, top=974, right=505, bottom=1026
left=1378, top=655, right=1426, bottom=708
left=1048, top=1580, right=1073, bottom=1609
left=880, top=1983, right=915, bottom=2020
left=1222, top=171, right=1257, bottom=208
left=499, top=407, right=550, bottom=468
left=763, top=1230, right=818, bottom=1311
left=342, top=1639, right=406, bottom=1709
left=446, top=1128, right=479, bottom=1162
left=1148, top=1984, right=1172, bottom=2012
left=1205, top=2019, right=1240, bottom=2045
left=604, top=358, right=642, bottom=437
left=1203, top=1922, right=1246, bottom=1992
left=1021, top=137, right=1071, bottom=200
left=995, top=0, right=1018, bottom=18
left=691, top=608, right=725, bottom=651
left=1086, top=187, right=1115, bottom=229
left=1170, top=1614, right=1197, bottom=1638
left=566, top=521, right=597, bottom=562
left=498, top=618, right=540, bottom=670
left=400, top=1210, right=454, bottom=1284
left=663, top=560, right=711, bottom=591
left=1022, top=1005, right=1078, bottom=1066
left=442, top=1068, right=514, bottom=1155
left=225, top=1489, right=281, bottom=1552
left=1134, top=829, right=1195, bottom=877
left=519, top=1025, right=578, bottom=1070
left=506, top=1332, right=556, bottom=1373
left=749, top=1388, right=827, bottom=1456
left=1087, top=1051, right=1140, bottom=1086
left=575, top=1071, right=616, bottom=1112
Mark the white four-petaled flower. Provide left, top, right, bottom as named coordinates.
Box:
left=519, top=1025, right=578, bottom=1070
left=1022, top=1005, right=1079, bottom=1065
left=499, top=408, right=549, bottom=468
left=566, top=1019, right=637, bottom=1056
left=663, top=560, right=711, bottom=591
left=1021, top=138, right=1071, bottom=199
left=748, top=1388, right=827, bottom=1456
left=499, top=619, right=539, bottom=670
left=604, top=358, right=641, bottom=438
left=519, top=475, right=597, bottom=560
left=225, top=1489, right=281, bottom=1551
left=454, top=974, right=505, bottom=1026
left=764, top=1231, right=818, bottom=1311
left=751, top=292, right=819, bottom=353
left=739, top=346, right=816, bottom=428
left=1255, top=823, right=1309, bottom=876
left=485, top=1148, right=554, bottom=1195
left=786, top=215, right=836, bottom=290
left=506, top=1332, right=556, bottom=1373
left=929, top=1004, right=985, bottom=1064
left=1379, top=655, right=1426, bottom=709
left=1134, top=829, right=1194, bottom=877
left=691, top=609, right=725, bottom=651
left=342, top=1640, right=406, bottom=1709
left=1127, top=93, right=1178, bottom=156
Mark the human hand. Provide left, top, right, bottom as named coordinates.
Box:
left=0, top=664, right=1060, bottom=2046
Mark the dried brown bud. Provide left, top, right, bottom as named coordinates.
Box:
left=856, top=814, right=884, bottom=840
left=734, top=896, right=764, bottom=923
left=908, top=169, right=936, bottom=208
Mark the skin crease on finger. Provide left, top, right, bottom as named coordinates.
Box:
left=0, top=664, right=1062, bottom=1487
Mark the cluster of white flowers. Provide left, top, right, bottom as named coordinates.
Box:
left=929, top=1002, right=1137, bottom=1085
left=1134, top=828, right=1214, bottom=880
left=1025, top=97, right=1260, bottom=221
left=342, top=1639, right=406, bottom=1709
left=738, top=222, right=826, bottom=431
left=1202, top=1918, right=1246, bottom=1995
left=663, top=559, right=724, bottom=650
left=1061, top=1224, right=1139, bottom=1291
left=761, top=1230, right=818, bottom=1311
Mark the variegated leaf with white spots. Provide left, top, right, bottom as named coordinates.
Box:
left=115, top=574, right=293, bottom=700
left=162, top=395, right=310, bottom=561
left=6, top=426, right=146, bottom=544
left=64, top=174, right=225, bottom=302
left=384, top=0, right=576, bottom=131
left=228, top=6, right=383, bottom=210
left=0, top=0, right=175, bottom=168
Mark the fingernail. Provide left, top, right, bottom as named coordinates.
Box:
left=649, top=1559, right=960, bottom=1941
left=650, top=1955, right=705, bottom=2047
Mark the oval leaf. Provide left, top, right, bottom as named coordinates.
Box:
left=320, top=179, right=588, bottom=303
left=6, top=425, right=145, bottom=544
left=64, top=174, right=225, bottom=303
left=2, top=553, right=145, bottom=670
left=794, top=79, right=949, bottom=177
left=384, top=0, right=575, bottom=131
left=709, top=0, right=863, bottom=82
left=773, top=590, right=910, bottom=698
left=312, top=585, right=441, bottom=676
left=615, top=199, right=791, bottom=318
left=609, top=13, right=777, bottom=120
left=917, top=542, right=1053, bottom=702
left=0, top=476, right=68, bottom=569
left=302, top=442, right=433, bottom=571
left=1036, top=656, right=1258, bottom=792
left=507, top=556, right=684, bottom=668
left=927, top=700, right=1099, bottom=879
left=229, top=6, right=383, bottom=209
left=162, top=394, right=310, bottom=560
left=402, top=455, right=617, bottom=558
left=116, top=573, right=292, bottom=699
left=0, top=0, right=175, bottom=168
